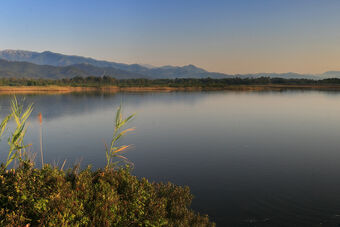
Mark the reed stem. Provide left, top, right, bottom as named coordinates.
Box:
left=38, top=113, right=43, bottom=166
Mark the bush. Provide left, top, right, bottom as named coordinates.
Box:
left=0, top=163, right=215, bottom=226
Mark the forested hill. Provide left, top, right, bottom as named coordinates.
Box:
left=0, top=59, right=147, bottom=79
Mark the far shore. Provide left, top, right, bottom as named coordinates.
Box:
left=1, top=84, right=340, bottom=94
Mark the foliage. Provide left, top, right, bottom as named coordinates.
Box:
left=0, top=97, right=214, bottom=226
left=3, top=76, right=340, bottom=88
left=1, top=96, right=33, bottom=168
left=105, top=105, right=135, bottom=169
left=0, top=164, right=215, bottom=226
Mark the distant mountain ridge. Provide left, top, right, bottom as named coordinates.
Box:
left=0, top=50, right=223, bottom=79
left=0, top=58, right=147, bottom=79
left=0, top=49, right=339, bottom=79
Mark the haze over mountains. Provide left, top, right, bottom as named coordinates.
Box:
left=0, top=50, right=339, bottom=80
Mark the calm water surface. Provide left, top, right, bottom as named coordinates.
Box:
left=1, top=91, right=340, bottom=226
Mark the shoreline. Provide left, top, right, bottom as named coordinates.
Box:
left=1, top=84, right=340, bottom=94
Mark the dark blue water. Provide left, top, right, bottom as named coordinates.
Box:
left=1, top=91, right=340, bottom=226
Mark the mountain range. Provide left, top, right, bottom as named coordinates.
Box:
left=0, top=49, right=339, bottom=80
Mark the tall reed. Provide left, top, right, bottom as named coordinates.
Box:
left=0, top=97, right=135, bottom=170
left=1, top=96, right=34, bottom=168
left=105, top=105, right=135, bottom=169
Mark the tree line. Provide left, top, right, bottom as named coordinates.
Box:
left=1, top=76, right=340, bottom=87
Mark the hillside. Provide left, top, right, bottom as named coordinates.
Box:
left=0, top=50, right=224, bottom=79
left=0, top=59, right=146, bottom=79
left=0, top=50, right=335, bottom=80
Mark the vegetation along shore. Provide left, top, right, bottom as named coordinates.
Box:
left=0, top=97, right=215, bottom=226
left=1, top=76, right=340, bottom=94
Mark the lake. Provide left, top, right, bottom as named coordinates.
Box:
left=0, top=90, right=340, bottom=226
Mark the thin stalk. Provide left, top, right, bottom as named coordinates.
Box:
left=38, top=112, right=43, bottom=166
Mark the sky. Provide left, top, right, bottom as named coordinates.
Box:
left=1, top=0, right=340, bottom=74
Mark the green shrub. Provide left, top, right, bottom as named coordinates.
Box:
left=0, top=163, right=215, bottom=226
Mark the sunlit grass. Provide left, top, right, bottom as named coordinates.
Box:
left=0, top=97, right=136, bottom=170
left=105, top=105, right=135, bottom=169
left=0, top=96, right=33, bottom=168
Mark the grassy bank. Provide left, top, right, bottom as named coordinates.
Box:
left=3, top=84, right=340, bottom=95
left=1, top=84, right=340, bottom=94
left=0, top=85, right=200, bottom=94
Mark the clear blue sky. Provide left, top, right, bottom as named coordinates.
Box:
left=1, top=0, right=340, bottom=74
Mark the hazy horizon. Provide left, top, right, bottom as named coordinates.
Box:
left=1, top=0, right=340, bottom=74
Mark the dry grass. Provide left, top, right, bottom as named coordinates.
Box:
left=1, top=84, right=340, bottom=95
